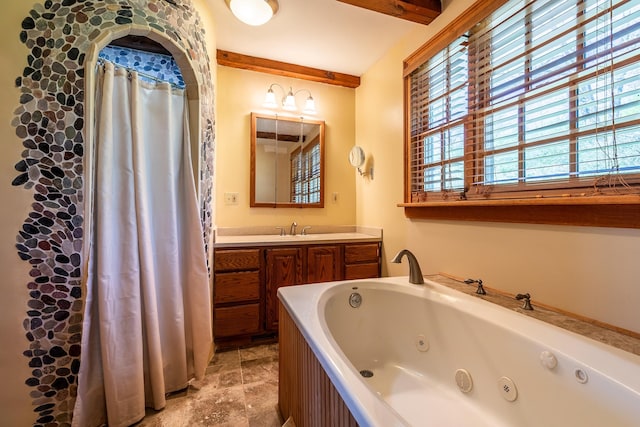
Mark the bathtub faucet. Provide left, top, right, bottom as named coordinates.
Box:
left=391, top=249, right=424, bottom=285
left=464, top=278, right=487, bottom=295
left=515, top=293, right=533, bottom=310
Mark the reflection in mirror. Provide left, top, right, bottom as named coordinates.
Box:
left=251, top=113, right=325, bottom=207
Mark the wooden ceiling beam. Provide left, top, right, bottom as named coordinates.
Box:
left=337, top=0, right=441, bottom=25
left=109, top=35, right=173, bottom=55
left=257, top=131, right=304, bottom=142
left=217, top=50, right=361, bottom=88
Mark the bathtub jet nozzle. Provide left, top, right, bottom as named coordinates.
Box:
left=391, top=249, right=424, bottom=285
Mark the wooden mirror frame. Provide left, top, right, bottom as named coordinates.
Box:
left=250, top=112, right=325, bottom=208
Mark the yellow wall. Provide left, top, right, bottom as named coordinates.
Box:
left=355, top=0, right=640, bottom=334
left=0, top=4, right=38, bottom=424
left=214, top=65, right=357, bottom=228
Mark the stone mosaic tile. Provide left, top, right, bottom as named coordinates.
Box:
left=11, top=0, right=215, bottom=425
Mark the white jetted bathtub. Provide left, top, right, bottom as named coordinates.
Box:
left=278, top=277, right=640, bottom=427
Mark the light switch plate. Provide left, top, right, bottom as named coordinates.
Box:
left=224, top=192, right=239, bottom=205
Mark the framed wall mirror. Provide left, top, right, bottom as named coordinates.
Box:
left=250, top=112, right=325, bottom=208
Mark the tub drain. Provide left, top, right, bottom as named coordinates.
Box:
left=349, top=292, right=362, bottom=308
left=360, top=369, right=374, bottom=378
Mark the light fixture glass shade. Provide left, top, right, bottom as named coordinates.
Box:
left=302, top=96, right=317, bottom=115
left=229, top=0, right=275, bottom=26
left=263, top=88, right=278, bottom=108
left=263, top=83, right=317, bottom=114
left=282, top=89, right=297, bottom=111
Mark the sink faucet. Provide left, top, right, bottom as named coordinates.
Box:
left=289, top=221, right=297, bottom=236
left=391, top=249, right=424, bottom=284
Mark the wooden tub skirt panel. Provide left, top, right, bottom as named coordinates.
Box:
left=279, top=302, right=359, bottom=427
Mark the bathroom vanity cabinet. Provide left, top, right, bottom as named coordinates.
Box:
left=212, top=236, right=381, bottom=348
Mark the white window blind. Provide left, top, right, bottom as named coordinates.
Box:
left=408, top=0, right=640, bottom=202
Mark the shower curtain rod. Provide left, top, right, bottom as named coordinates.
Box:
left=96, top=58, right=184, bottom=89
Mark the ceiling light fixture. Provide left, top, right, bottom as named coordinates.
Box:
left=264, top=83, right=317, bottom=115
left=225, top=0, right=279, bottom=26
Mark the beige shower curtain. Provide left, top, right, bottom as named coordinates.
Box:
left=72, top=61, right=212, bottom=427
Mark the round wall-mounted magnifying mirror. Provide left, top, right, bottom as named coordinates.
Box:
left=349, top=145, right=365, bottom=168
left=349, top=145, right=371, bottom=178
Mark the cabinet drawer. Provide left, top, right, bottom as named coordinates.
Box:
left=215, top=271, right=260, bottom=304
left=344, top=243, right=379, bottom=264
left=345, top=263, right=380, bottom=280
left=214, top=304, right=260, bottom=337
left=214, top=249, right=260, bottom=271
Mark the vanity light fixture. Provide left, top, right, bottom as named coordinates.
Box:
left=264, top=83, right=317, bottom=115
left=225, top=0, right=279, bottom=26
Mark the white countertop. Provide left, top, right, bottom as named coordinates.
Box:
left=214, top=232, right=381, bottom=247
left=213, top=226, right=382, bottom=248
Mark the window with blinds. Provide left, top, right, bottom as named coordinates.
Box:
left=407, top=0, right=640, bottom=202
left=290, top=140, right=321, bottom=203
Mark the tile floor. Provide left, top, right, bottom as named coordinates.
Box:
left=136, top=343, right=282, bottom=427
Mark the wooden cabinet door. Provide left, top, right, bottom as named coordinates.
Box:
left=307, top=245, right=342, bottom=284
left=265, top=247, right=303, bottom=330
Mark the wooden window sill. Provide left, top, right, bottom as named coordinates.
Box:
left=398, top=195, right=640, bottom=228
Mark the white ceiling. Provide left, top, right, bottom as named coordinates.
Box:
left=205, top=0, right=422, bottom=76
